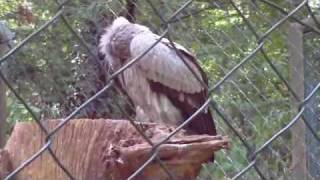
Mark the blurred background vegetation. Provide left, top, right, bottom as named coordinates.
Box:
left=0, top=0, right=319, bottom=179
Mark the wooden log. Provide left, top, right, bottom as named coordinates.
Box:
left=0, top=119, right=229, bottom=180
left=0, top=149, right=11, bottom=178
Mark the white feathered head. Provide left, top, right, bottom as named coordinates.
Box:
left=98, top=17, right=130, bottom=59
left=98, top=16, right=151, bottom=71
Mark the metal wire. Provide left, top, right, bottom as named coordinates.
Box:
left=0, top=0, right=319, bottom=179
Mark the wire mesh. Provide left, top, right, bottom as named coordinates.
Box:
left=0, top=0, right=319, bottom=179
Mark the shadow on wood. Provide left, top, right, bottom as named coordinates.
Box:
left=0, top=119, right=229, bottom=180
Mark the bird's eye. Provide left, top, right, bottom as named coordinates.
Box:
left=97, top=51, right=105, bottom=60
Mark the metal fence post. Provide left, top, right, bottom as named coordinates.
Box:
left=288, top=12, right=320, bottom=179
left=288, top=22, right=307, bottom=180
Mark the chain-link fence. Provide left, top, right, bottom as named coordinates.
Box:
left=0, top=0, right=319, bottom=179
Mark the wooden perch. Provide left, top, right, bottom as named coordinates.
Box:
left=0, top=119, right=229, bottom=180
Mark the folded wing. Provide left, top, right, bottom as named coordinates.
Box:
left=130, top=33, right=216, bottom=135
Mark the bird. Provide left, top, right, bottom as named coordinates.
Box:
left=99, top=17, right=216, bottom=136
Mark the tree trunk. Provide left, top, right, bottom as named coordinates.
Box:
left=0, top=76, right=6, bottom=148
left=0, top=22, right=13, bottom=148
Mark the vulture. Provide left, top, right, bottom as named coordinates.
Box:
left=99, top=17, right=216, bottom=136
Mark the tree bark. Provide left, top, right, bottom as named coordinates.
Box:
left=0, top=22, right=12, bottom=148
left=0, top=73, right=6, bottom=148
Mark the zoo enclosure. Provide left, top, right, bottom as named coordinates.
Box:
left=0, top=0, right=320, bottom=179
